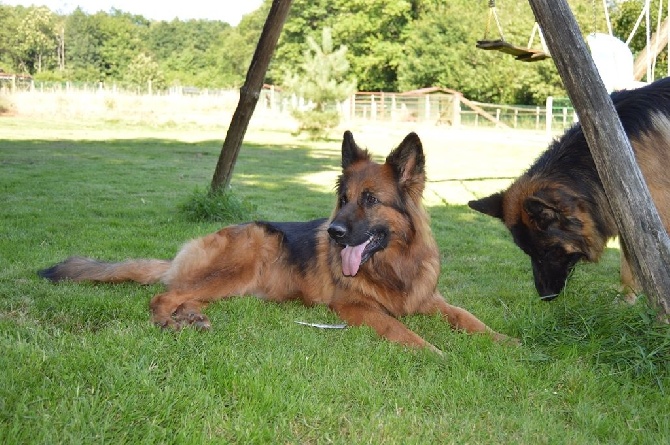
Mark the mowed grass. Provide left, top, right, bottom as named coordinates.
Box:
left=1, top=118, right=669, bottom=444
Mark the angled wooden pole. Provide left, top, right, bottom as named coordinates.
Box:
left=527, top=0, right=670, bottom=316
left=211, top=0, right=294, bottom=192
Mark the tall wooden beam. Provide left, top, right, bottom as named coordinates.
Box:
left=527, top=0, right=670, bottom=316
left=211, top=0, right=294, bottom=192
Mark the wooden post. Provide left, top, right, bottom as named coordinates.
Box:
left=527, top=0, right=670, bottom=316
left=425, top=95, right=430, bottom=121
left=545, top=95, right=553, bottom=138
left=210, top=0, right=293, bottom=192
left=452, top=94, right=461, bottom=128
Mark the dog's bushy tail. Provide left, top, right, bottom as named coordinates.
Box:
left=38, top=256, right=171, bottom=285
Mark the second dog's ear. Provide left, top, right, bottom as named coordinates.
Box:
left=468, top=192, right=505, bottom=220
left=341, top=131, right=370, bottom=170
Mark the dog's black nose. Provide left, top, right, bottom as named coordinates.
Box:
left=327, top=222, right=347, bottom=240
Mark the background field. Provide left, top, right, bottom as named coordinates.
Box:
left=1, top=112, right=669, bottom=444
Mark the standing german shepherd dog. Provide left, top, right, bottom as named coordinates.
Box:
left=39, top=131, right=510, bottom=352
left=469, top=77, right=670, bottom=301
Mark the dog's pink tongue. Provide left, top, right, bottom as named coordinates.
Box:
left=341, top=240, right=370, bottom=276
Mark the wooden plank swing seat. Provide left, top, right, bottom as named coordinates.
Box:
left=476, top=39, right=550, bottom=62
left=477, top=1, right=550, bottom=63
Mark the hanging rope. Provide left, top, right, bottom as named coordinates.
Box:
left=483, top=0, right=506, bottom=41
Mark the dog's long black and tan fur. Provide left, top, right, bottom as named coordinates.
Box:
left=40, top=131, right=510, bottom=352
left=469, top=77, right=670, bottom=301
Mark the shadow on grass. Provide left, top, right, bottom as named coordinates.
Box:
left=1, top=137, right=341, bottom=223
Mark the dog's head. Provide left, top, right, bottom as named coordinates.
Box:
left=328, top=131, right=426, bottom=276
left=469, top=183, right=600, bottom=300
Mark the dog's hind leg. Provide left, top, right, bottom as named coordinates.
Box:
left=149, top=265, right=260, bottom=329
left=150, top=225, right=277, bottom=329
left=173, top=301, right=211, bottom=330
left=150, top=286, right=224, bottom=330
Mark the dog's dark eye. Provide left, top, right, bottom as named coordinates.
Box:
left=339, top=195, right=348, bottom=207
left=362, top=192, right=379, bottom=207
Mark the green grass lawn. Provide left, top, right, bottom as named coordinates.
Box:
left=1, top=118, right=669, bottom=444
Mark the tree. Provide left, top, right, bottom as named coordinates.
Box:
left=209, top=5, right=269, bottom=88
left=273, top=0, right=413, bottom=91
left=148, top=19, right=231, bottom=87
left=96, top=9, right=149, bottom=81
left=64, top=8, right=105, bottom=80
left=0, top=6, right=24, bottom=72
left=124, top=53, right=166, bottom=92
left=17, top=6, right=57, bottom=73
left=284, top=27, right=356, bottom=138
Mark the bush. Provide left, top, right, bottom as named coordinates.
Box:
left=291, top=109, right=340, bottom=139
left=0, top=95, right=15, bottom=114
left=179, top=187, right=256, bottom=223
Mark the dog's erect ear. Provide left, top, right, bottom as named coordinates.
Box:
left=341, top=131, right=370, bottom=170
left=523, top=196, right=560, bottom=230
left=385, top=132, right=425, bottom=186
left=468, top=192, right=505, bottom=220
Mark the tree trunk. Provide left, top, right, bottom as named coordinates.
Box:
left=210, top=0, right=294, bottom=192
left=527, top=0, right=670, bottom=317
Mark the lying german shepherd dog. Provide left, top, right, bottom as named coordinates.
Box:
left=39, top=131, right=510, bottom=352
left=469, top=77, right=670, bottom=301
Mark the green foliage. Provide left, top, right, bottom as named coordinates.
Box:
left=291, top=109, right=341, bottom=139
left=397, top=0, right=568, bottom=104
left=123, top=53, right=166, bottom=90
left=285, top=27, right=356, bottom=138
left=275, top=0, right=414, bottom=91
left=208, top=4, right=269, bottom=88
left=147, top=18, right=233, bottom=88
left=16, top=6, right=57, bottom=73
left=0, top=1, right=665, bottom=103
left=179, top=187, right=256, bottom=223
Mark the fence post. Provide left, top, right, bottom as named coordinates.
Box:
left=452, top=94, right=461, bottom=127
left=371, top=95, right=377, bottom=121
left=425, top=95, right=430, bottom=121
left=545, top=95, right=553, bottom=138
left=514, top=109, right=518, bottom=128
left=270, top=85, right=275, bottom=111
